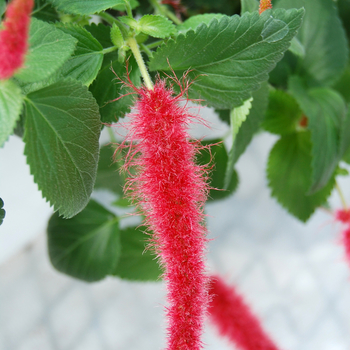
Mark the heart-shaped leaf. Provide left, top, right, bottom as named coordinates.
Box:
left=267, top=132, right=335, bottom=222
left=24, top=79, right=101, bottom=218
left=48, top=200, right=120, bottom=282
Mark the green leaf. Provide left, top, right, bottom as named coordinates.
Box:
left=336, top=167, right=349, bottom=177
left=230, top=99, right=253, bottom=135
left=113, top=226, right=162, bottom=281
left=119, top=16, right=138, bottom=28
left=149, top=8, right=304, bottom=109
left=339, top=107, right=350, bottom=163
left=48, top=0, right=124, bottom=15
left=233, top=82, right=269, bottom=161
left=0, top=0, right=6, bottom=17
left=113, top=0, right=139, bottom=11
left=177, top=14, right=225, bottom=34
left=55, top=24, right=104, bottom=86
left=338, top=0, right=350, bottom=41
left=32, top=0, right=60, bottom=22
left=179, top=0, right=238, bottom=16
left=275, top=0, right=348, bottom=86
left=137, top=14, right=176, bottom=38
left=0, top=197, right=5, bottom=226
left=289, top=76, right=346, bottom=193
left=334, top=63, right=350, bottom=104
left=16, top=72, right=62, bottom=95
left=215, top=109, right=230, bottom=124
left=112, top=196, right=132, bottom=208
left=268, top=50, right=297, bottom=89
left=197, top=139, right=238, bottom=201
left=267, top=132, right=335, bottom=222
left=15, top=18, right=77, bottom=83
left=224, top=98, right=252, bottom=188
left=288, top=37, right=305, bottom=57
left=221, top=82, right=269, bottom=182
left=24, top=80, right=101, bottom=218
left=47, top=200, right=120, bottom=282
left=85, top=23, right=113, bottom=49
left=240, top=0, right=259, bottom=14
left=95, top=144, right=124, bottom=195
left=262, top=89, right=302, bottom=135
left=89, top=54, right=141, bottom=123
left=0, top=80, right=23, bottom=147
left=342, top=145, right=350, bottom=165
left=110, top=23, right=124, bottom=48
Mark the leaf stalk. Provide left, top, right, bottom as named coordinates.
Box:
left=127, top=36, right=154, bottom=90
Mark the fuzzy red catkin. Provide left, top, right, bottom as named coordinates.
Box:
left=259, top=0, right=272, bottom=14
left=335, top=209, right=350, bottom=264
left=208, top=275, right=281, bottom=350
left=0, top=0, right=34, bottom=79
left=121, top=80, right=209, bottom=350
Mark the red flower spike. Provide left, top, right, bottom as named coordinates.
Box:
left=120, top=79, right=209, bottom=350
left=334, top=209, right=350, bottom=265
left=335, top=209, right=350, bottom=224
left=208, top=275, right=281, bottom=350
left=0, top=0, right=34, bottom=79
left=342, top=226, right=350, bottom=262
left=259, top=0, right=272, bottom=14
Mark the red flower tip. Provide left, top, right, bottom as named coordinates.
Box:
left=259, top=0, right=272, bottom=14
left=335, top=209, right=350, bottom=224
left=119, top=78, right=209, bottom=350
left=0, top=0, right=34, bottom=79
left=342, top=226, right=350, bottom=261
left=335, top=208, right=350, bottom=266
left=208, top=275, right=281, bottom=350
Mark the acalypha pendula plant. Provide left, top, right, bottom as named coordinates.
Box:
left=0, top=0, right=300, bottom=348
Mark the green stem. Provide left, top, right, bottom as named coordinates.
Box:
left=107, top=126, right=118, bottom=143
left=123, top=0, right=133, bottom=18
left=149, top=0, right=162, bottom=14
left=336, top=181, right=347, bottom=209
left=164, top=8, right=182, bottom=25
left=102, top=46, right=119, bottom=55
left=99, top=12, right=129, bottom=39
left=140, top=43, right=153, bottom=58
left=98, top=11, right=118, bottom=24
left=127, top=37, right=154, bottom=90
left=146, top=39, right=164, bottom=49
